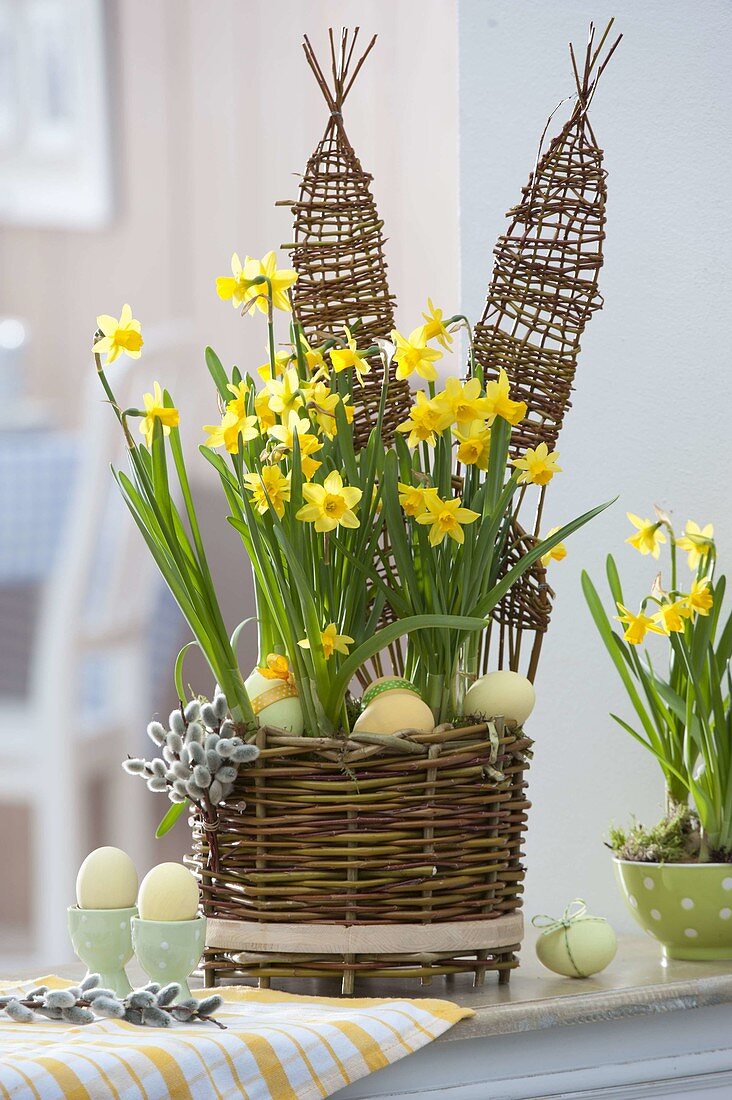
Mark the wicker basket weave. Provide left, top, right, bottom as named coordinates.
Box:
left=195, top=718, right=531, bottom=993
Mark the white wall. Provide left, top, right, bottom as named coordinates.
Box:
left=459, top=0, right=732, bottom=930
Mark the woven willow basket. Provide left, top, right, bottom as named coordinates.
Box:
left=194, top=716, right=531, bottom=994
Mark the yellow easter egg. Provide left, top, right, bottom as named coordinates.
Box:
left=245, top=668, right=304, bottom=735
left=354, top=690, right=433, bottom=734
left=76, top=847, right=138, bottom=910
left=535, top=917, right=617, bottom=978
left=138, top=863, right=200, bottom=922
left=463, top=670, right=536, bottom=725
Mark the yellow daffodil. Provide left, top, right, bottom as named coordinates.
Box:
left=139, top=381, right=180, bottom=447
left=391, top=327, right=443, bottom=382
left=454, top=421, right=492, bottom=469
left=435, top=377, right=492, bottom=427
left=296, top=470, right=362, bottom=532
left=512, top=442, right=562, bottom=486
left=255, top=388, right=277, bottom=431
left=421, top=298, right=453, bottom=349
left=298, top=623, right=355, bottom=661
left=653, top=599, right=688, bottom=635
left=243, top=466, right=291, bottom=517
left=684, top=577, right=714, bottom=617
left=615, top=603, right=665, bottom=646
left=268, top=413, right=323, bottom=480
left=203, top=409, right=258, bottom=454
left=257, top=653, right=295, bottom=684
left=93, top=304, right=143, bottom=364
left=242, top=250, right=297, bottom=314
left=396, top=391, right=451, bottom=449
left=626, top=513, right=667, bottom=559
left=398, top=482, right=438, bottom=518
left=304, top=381, right=342, bottom=439
left=540, top=527, right=567, bottom=567
left=266, top=367, right=304, bottom=418
left=216, top=252, right=257, bottom=308
left=483, top=368, right=527, bottom=426
left=298, top=336, right=329, bottom=379
left=223, top=380, right=250, bottom=417
left=329, top=327, right=371, bottom=385
left=257, top=349, right=292, bottom=383
left=676, top=521, right=715, bottom=570
left=416, top=494, right=480, bottom=547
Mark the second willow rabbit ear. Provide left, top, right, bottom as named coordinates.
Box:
left=472, top=21, right=621, bottom=681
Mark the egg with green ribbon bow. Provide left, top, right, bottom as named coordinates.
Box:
left=533, top=899, right=617, bottom=978
left=353, top=677, right=434, bottom=736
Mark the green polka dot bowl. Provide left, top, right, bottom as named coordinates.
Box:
left=614, top=860, right=732, bottom=960
left=131, top=916, right=207, bottom=1001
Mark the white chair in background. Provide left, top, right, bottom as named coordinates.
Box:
left=0, top=322, right=192, bottom=970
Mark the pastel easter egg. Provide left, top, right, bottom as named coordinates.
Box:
left=244, top=668, right=304, bottom=734
left=535, top=917, right=617, bottom=978
left=76, top=847, right=138, bottom=910
left=463, top=670, right=536, bottom=725
left=138, top=863, right=200, bottom=922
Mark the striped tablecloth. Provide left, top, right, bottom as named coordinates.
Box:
left=0, top=977, right=472, bottom=1099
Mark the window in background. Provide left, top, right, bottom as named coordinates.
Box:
left=0, top=0, right=112, bottom=228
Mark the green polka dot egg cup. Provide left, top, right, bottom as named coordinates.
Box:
left=615, top=860, right=732, bottom=960
left=67, top=905, right=137, bottom=996
left=131, top=915, right=206, bottom=1001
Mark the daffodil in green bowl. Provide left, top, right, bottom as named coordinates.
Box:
left=584, top=508, right=732, bottom=961
left=615, top=860, right=732, bottom=960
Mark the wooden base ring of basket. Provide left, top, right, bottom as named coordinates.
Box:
left=192, top=719, right=532, bottom=995
left=203, top=914, right=523, bottom=995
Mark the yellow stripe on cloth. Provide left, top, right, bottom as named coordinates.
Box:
left=0, top=977, right=473, bottom=1100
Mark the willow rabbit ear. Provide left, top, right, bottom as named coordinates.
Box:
left=470, top=22, right=620, bottom=681
left=278, top=28, right=411, bottom=450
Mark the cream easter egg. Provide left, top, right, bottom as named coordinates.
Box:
left=535, top=917, right=617, bottom=978
left=463, top=670, right=536, bottom=725
left=138, top=863, right=200, bottom=922
left=76, top=847, right=138, bottom=910
left=245, top=667, right=304, bottom=735
left=354, top=678, right=434, bottom=735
